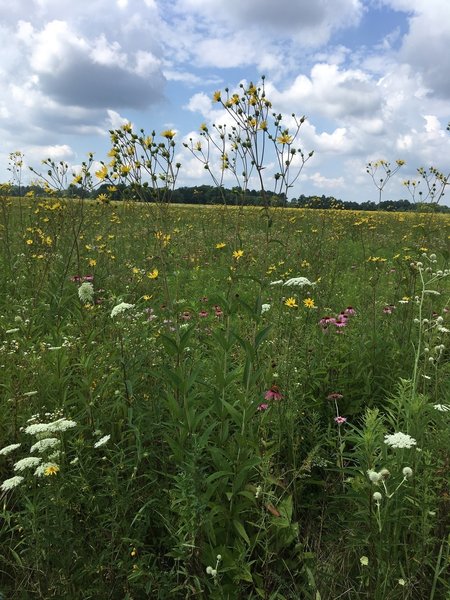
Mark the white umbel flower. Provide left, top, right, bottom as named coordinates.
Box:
left=13, top=456, right=42, bottom=472
left=111, top=302, right=134, bottom=318
left=30, top=438, right=61, bottom=454
left=433, top=404, right=450, bottom=412
left=1, top=475, right=24, bottom=491
left=94, top=434, right=111, bottom=449
left=283, top=277, right=315, bottom=287
left=384, top=432, right=417, bottom=449
left=0, top=443, right=21, bottom=456
left=78, top=281, right=94, bottom=304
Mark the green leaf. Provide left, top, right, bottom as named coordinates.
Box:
left=233, top=519, right=250, bottom=545
left=255, top=324, right=272, bottom=349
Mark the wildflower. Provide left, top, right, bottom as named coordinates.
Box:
left=111, top=302, right=134, bottom=318
left=0, top=443, right=21, bottom=456
left=261, top=303, right=271, bottom=314
left=213, top=90, right=221, bottom=102
left=257, top=403, right=269, bottom=411
left=373, top=491, right=382, bottom=502
left=276, top=132, right=293, bottom=145
left=161, top=129, right=176, bottom=139
left=1, top=476, right=24, bottom=492
left=14, top=456, right=42, bottom=472
left=147, top=268, right=159, bottom=279
left=327, top=393, right=343, bottom=401
left=383, top=305, right=395, bottom=314
left=360, top=556, right=369, bottom=566
left=78, top=281, right=94, bottom=304
left=214, top=305, right=223, bottom=317
left=283, top=277, right=314, bottom=287
left=88, top=258, right=97, bottom=267
left=198, top=310, right=208, bottom=318
left=44, top=464, right=60, bottom=476
left=402, top=467, right=413, bottom=478
left=284, top=297, right=298, bottom=308
left=94, top=434, right=111, bottom=449
left=433, top=404, right=450, bottom=412
left=367, top=470, right=382, bottom=483
left=334, top=416, right=347, bottom=425
left=379, top=468, right=390, bottom=479
left=303, top=298, right=316, bottom=309
left=30, top=438, right=60, bottom=454
left=232, top=249, right=244, bottom=260
left=50, top=418, right=77, bottom=433
left=264, top=385, right=283, bottom=401
left=384, top=432, right=417, bottom=449
left=344, top=306, right=356, bottom=315
left=269, top=279, right=284, bottom=286
left=215, top=242, right=226, bottom=249
left=398, top=579, right=406, bottom=586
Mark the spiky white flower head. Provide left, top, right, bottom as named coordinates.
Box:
left=111, top=302, right=134, bottom=318
left=1, top=475, right=24, bottom=491
left=13, top=456, right=42, bottom=472
left=0, top=443, right=21, bottom=456
left=30, top=438, right=60, bottom=454
left=94, top=434, right=111, bottom=449
left=78, top=281, right=94, bottom=304
left=373, top=492, right=382, bottom=502
left=402, top=467, right=413, bottom=478
left=384, top=432, right=417, bottom=449
left=283, top=277, right=315, bottom=287
left=367, top=470, right=382, bottom=483
left=379, top=468, right=390, bottom=479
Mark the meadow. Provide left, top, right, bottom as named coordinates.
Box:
left=0, top=191, right=449, bottom=599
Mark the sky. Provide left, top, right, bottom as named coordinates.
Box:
left=1, top=0, right=450, bottom=204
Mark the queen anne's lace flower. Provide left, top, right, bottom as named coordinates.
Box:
left=94, top=434, right=111, bottom=449
left=283, top=277, right=315, bottom=287
left=111, top=302, right=134, bottom=318
left=384, top=432, right=417, bottom=449
left=0, top=443, right=21, bottom=456
left=30, top=438, right=61, bottom=454
left=1, top=476, right=24, bottom=491
left=13, top=456, right=42, bottom=472
left=78, top=281, right=94, bottom=304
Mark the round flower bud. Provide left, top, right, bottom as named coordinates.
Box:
left=402, top=467, right=413, bottom=478
left=379, top=468, right=390, bottom=479
left=373, top=492, right=382, bottom=502
left=367, top=469, right=382, bottom=483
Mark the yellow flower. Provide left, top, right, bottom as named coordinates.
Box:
left=216, top=242, right=226, bottom=249
left=213, top=90, right=221, bottom=102
left=276, top=132, right=293, bottom=145
left=143, top=294, right=152, bottom=301
left=200, top=123, right=208, bottom=132
left=161, top=129, right=176, bottom=139
left=26, top=239, right=33, bottom=245
left=147, top=268, right=159, bottom=279
left=285, top=297, right=298, bottom=308
left=232, top=249, right=244, bottom=260
left=44, top=465, right=60, bottom=476
left=88, top=258, right=97, bottom=267
left=303, top=298, right=315, bottom=309
left=95, top=164, right=108, bottom=180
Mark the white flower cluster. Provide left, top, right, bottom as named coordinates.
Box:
left=270, top=276, right=315, bottom=287
left=78, top=281, right=94, bottom=304
left=111, top=302, right=135, bottom=318
left=384, top=432, right=417, bottom=449
left=433, top=404, right=450, bottom=412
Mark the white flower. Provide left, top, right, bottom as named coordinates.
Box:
left=78, top=281, right=94, bottom=303
left=1, top=475, right=24, bottom=491
left=30, top=438, right=60, bottom=454
left=283, top=276, right=315, bottom=287
left=367, top=469, right=382, bottom=483
left=402, top=467, right=413, bottom=478
left=261, top=304, right=271, bottom=314
left=0, top=443, right=21, bottom=456
left=384, top=432, right=417, bottom=449
left=373, top=492, right=382, bottom=502
left=25, top=418, right=76, bottom=436
left=360, top=556, right=369, bottom=566
left=94, top=434, right=111, bottom=449
left=14, top=456, right=42, bottom=472
left=24, top=422, right=53, bottom=436
left=269, top=280, right=284, bottom=286
left=111, top=302, right=134, bottom=318
left=433, top=404, right=450, bottom=412
left=50, top=418, right=77, bottom=432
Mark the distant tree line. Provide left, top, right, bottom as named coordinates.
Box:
left=6, top=183, right=449, bottom=212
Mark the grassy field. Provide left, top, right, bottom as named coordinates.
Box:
left=0, top=194, right=449, bottom=599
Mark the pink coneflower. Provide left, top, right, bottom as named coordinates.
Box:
left=264, top=385, right=283, bottom=401
left=383, top=305, right=395, bottom=314
left=344, top=306, right=356, bottom=316
left=181, top=311, right=191, bottom=321
left=334, top=416, right=347, bottom=425
left=334, top=316, right=347, bottom=328
left=327, top=393, right=343, bottom=401
left=319, top=316, right=336, bottom=331
left=214, top=305, right=223, bottom=317
left=257, top=403, right=269, bottom=412
left=199, top=310, right=209, bottom=318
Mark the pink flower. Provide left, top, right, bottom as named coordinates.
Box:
left=181, top=311, right=191, bottom=321
left=214, top=305, right=223, bottom=317
left=334, top=416, right=347, bottom=425
left=383, top=305, right=395, bottom=314
left=257, top=403, right=269, bottom=412
left=344, top=306, right=356, bottom=316
left=327, top=393, right=343, bottom=401
left=199, top=310, right=209, bottom=318
left=264, top=385, right=283, bottom=401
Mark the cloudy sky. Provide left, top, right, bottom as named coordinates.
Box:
left=1, top=0, right=450, bottom=204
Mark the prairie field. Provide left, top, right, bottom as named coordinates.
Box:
left=0, top=195, right=449, bottom=599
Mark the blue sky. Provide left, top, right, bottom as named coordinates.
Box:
left=1, top=0, right=449, bottom=204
